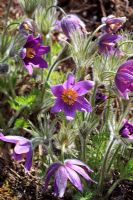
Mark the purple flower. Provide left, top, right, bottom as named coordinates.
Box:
left=98, top=33, right=123, bottom=56
left=44, top=159, right=95, bottom=198
left=54, top=20, right=61, bottom=32
left=119, top=120, right=133, bottom=141
left=115, top=60, right=133, bottom=99
left=51, top=74, right=94, bottom=120
left=102, top=15, right=126, bottom=34
left=0, top=133, right=33, bottom=171
left=19, top=19, right=35, bottom=35
left=61, top=14, right=87, bottom=38
left=20, top=34, right=50, bottom=75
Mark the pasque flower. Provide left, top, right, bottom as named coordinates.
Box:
left=44, top=159, right=95, bottom=198
left=19, top=19, right=35, bottom=35
left=0, top=133, right=33, bottom=171
left=101, top=15, right=126, bottom=34
left=115, top=60, right=133, bottom=99
left=51, top=74, right=94, bottom=120
left=20, top=34, right=50, bottom=75
left=119, top=120, right=133, bottom=141
left=98, top=33, right=123, bottom=56
left=61, top=14, right=87, bottom=38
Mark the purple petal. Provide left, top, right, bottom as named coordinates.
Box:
left=66, top=164, right=95, bottom=183
left=30, top=56, right=48, bottom=68
left=23, top=62, right=33, bottom=75
left=55, top=166, right=68, bottom=198
left=44, top=162, right=62, bottom=190
left=53, top=179, right=59, bottom=197
left=118, top=60, right=133, bottom=73
left=12, top=152, right=23, bottom=161
left=76, top=96, right=92, bottom=112
left=20, top=48, right=26, bottom=59
left=63, top=104, right=76, bottom=120
left=24, top=148, right=33, bottom=171
left=129, top=135, right=133, bottom=140
left=100, top=34, right=122, bottom=43
left=65, top=166, right=83, bottom=192
left=0, top=135, right=27, bottom=144
left=25, top=35, right=42, bottom=48
left=115, top=60, right=133, bottom=99
left=51, top=85, right=64, bottom=97
left=73, top=80, right=94, bottom=96
left=36, top=46, right=50, bottom=56
left=14, top=144, right=30, bottom=154
left=51, top=98, right=64, bottom=113
left=63, top=74, right=75, bottom=89
left=64, top=159, right=93, bottom=173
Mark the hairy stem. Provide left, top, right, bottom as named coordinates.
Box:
left=98, top=137, right=116, bottom=193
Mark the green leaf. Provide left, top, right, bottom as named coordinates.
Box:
left=15, top=117, right=29, bottom=128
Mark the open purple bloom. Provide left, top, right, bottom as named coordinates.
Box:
left=61, top=14, right=87, bottom=38
left=98, top=33, right=123, bottom=56
left=0, top=133, right=33, bottom=171
left=20, top=34, right=50, bottom=75
left=44, top=159, right=95, bottom=198
left=51, top=73, right=94, bottom=120
left=115, top=60, right=133, bottom=99
left=101, top=15, right=126, bottom=34
left=119, top=120, right=133, bottom=141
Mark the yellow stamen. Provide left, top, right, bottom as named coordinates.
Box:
left=26, top=48, right=36, bottom=58
left=128, top=132, right=132, bottom=135
left=61, top=88, right=78, bottom=105
left=110, top=23, right=121, bottom=30
left=23, top=23, right=30, bottom=30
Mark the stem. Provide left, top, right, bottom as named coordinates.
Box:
left=83, top=138, right=86, bottom=162
left=0, top=56, right=9, bottom=63
left=85, top=24, right=106, bottom=51
left=98, top=137, right=116, bottom=193
left=78, top=130, right=86, bottom=161
left=107, top=144, right=121, bottom=173
left=4, top=0, right=13, bottom=27
left=45, top=45, right=68, bottom=82
left=49, top=140, right=55, bottom=162
left=45, top=59, right=59, bottom=82
left=61, top=144, right=65, bottom=162
left=118, top=98, right=132, bottom=128
left=104, top=179, right=122, bottom=199
left=91, top=81, right=98, bottom=108
left=46, top=5, right=66, bottom=17
left=6, top=106, right=28, bottom=130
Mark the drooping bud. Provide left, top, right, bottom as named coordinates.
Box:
left=19, top=19, right=37, bottom=36
left=115, top=60, right=133, bottom=99
left=61, top=14, right=87, bottom=38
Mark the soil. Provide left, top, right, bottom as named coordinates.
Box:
left=0, top=156, right=133, bottom=200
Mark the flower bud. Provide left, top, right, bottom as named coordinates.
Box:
left=61, top=14, right=87, bottom=38
left=19, top=19, right=37, bottom=36
left=119, top=120, right=133, bottom=141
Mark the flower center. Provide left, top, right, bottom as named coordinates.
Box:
left=26, top=48, right=36, bottom=58
left=61, top=88, right=78, bottom=105
left=110, top=23, right=121, bottom=30
left=23, top=23, right=30, bottom=30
